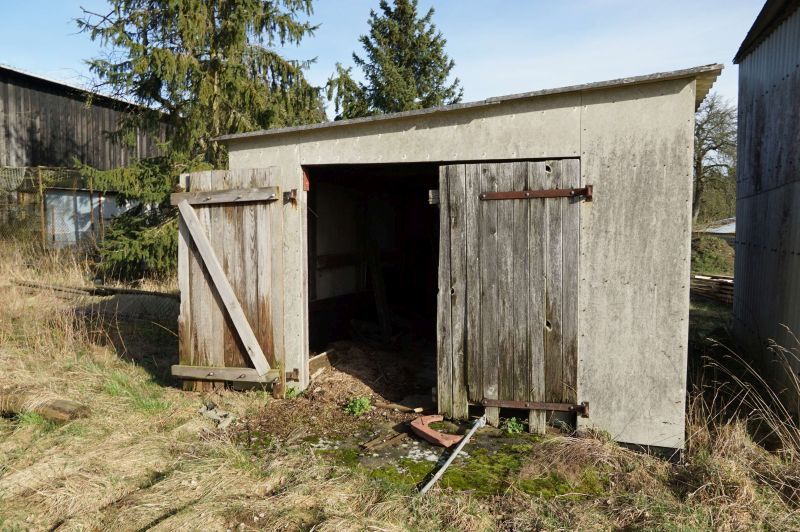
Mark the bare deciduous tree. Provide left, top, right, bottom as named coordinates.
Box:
left=694, top=93, right=737, bottom=223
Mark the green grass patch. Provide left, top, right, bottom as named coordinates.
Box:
left=103, top=371, right=171, bottom=414
left=14, top=411, right=57, bottom=433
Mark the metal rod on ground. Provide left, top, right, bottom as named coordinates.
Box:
left=418, top=415, right=487, bottom=495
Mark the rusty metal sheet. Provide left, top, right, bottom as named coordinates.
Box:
left=479, top=185, right=592, bottom=201
left=479, top=398, right=589, bottom=418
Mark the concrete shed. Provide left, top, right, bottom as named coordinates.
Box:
left=174, top=64, right=721, bottom=450
left=733, top=0, right=800, bottom=410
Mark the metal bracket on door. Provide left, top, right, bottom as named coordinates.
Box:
left=479, top=185, right=593, bottom=201
left=479, top=399, right=590, bottom=418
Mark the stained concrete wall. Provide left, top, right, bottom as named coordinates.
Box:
left=734, top=6, right=800, bottom=412
left=225, top=77, right=697, bottom=449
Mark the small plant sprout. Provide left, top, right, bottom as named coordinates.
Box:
left=285, top=386, right=301, bottom=399
left=344, top=396, right=372, bottom=417
left=503, top=417, right=525, bottom=435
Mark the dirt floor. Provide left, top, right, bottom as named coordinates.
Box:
left=4, top=245, right=800, bottom=530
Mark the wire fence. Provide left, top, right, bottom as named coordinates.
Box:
left=0, top=166, right=125, bottom=249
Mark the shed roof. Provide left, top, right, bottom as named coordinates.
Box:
left=734, top=0, right=800, bottom=63
left=217, top=64, right=722, bottom=144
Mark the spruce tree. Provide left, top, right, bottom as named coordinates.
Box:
left=76, top=0, right=324, bottom=279
left=327, top=0, right=462, bottom=120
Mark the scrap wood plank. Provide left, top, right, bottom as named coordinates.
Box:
left=374, top=402, right=424, bottom=414
left=0, top=388, right=88, bottom=422
left=177, top=200, right=271, bottom=376
left=361, top=430, right=409, bottom=451
left=309, top=349, right=336, bottom=381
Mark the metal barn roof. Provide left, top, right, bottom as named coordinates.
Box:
left=734, top=0, right=800, bottom=63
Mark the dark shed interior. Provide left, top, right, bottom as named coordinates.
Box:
left=305, top=163, right=440, bottom=397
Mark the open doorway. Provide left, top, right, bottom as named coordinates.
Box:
left=305, top=163, right=439, bottom=403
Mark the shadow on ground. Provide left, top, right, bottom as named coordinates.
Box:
left=75, top=293, right=180, bottom=387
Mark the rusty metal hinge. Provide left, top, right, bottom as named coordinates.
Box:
left=283, top=189, right=298, bottom=204
left=480, top=399, right=589, bottom=418
left=285, top=368, right=300, bottom=382
left=480, top=185, right=593, bottom=202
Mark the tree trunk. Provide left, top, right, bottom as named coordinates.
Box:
left=692, top=160, right=704, bottom=223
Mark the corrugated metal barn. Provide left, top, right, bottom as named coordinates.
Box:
left=172, top=64, right=722, bottom=450
left=733, top=0, right=800, bottom=407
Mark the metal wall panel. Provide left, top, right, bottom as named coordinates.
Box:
left=734, top=6, right=800, bottom=395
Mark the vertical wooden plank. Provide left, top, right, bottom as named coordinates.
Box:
left=207, top=171, right=227, bottom=374
left=545, top=160, right=564, bottom=403
left=496, top=163, right=515, bottom=405
left=177, top=174, right=193, bottom=371
left=479, top=163, right=500, bottom=426
left=269, top=167, right=286, bottom=387
left=465, top=164, right=482, bottom=402
left=437, top=165, right=453, bottom=417
left=448, top=164, right=469, bottom=419
left=528, top=161, right=548, bottom=433
left=219, top=171, right=238, bottom=365
left=240, top=170, right=262, bottom=366
left=561, top=159, right=580, bottom=403
left=511, top=162, right=530, bottom=403
left=197, top=171, right=226, bottom=377
left=254, top=169, right=276, bottom=368
left=221, top=170, right=250, bottom=368
left=187, top=171, right=215, bottom=390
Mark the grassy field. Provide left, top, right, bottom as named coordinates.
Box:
left=2, top=244, right=800, bottom=530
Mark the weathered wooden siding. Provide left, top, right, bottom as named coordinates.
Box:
left=734, top=6, right=800, bottom=400
left=0, top=67, right=162, bottom=169
left=225, top=72, right=706, bottom=448
left=177, top=169, right=293, bottom=390
left=438, top=160, right=580, bottom=427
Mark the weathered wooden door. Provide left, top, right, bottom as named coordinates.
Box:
left=171, top=169, right=298, bottom=391
left=437, top=160, right=584, bottom=431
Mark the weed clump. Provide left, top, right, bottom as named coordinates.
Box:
left=344, top=396, right=372, bottom=417
left=502, top=417, right=525, bottom=435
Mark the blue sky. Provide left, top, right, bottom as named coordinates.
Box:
left=0, top=0, right=763, bottom=113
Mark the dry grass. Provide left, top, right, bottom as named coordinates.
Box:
left=2, top=241, right=800, bottom=530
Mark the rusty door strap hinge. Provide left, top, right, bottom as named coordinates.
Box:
left=479, top=185, right=593, bottom=201
left=480, top=399, right=590, bottom=418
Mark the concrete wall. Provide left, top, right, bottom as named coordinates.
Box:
left=734, top=7, right=800, bottom=405
left=226, top=77, right=697, bottom=448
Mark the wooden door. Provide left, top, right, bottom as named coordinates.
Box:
left=171, top=168, right=295, bottom=391
left=437, top=160, right=582, bottom=431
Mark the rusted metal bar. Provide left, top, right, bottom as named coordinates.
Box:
left=479, top=399, right=589, bottom=418
left=479, top=185, right=592, bottom=201
left=419, top=415, right=486, bottom=495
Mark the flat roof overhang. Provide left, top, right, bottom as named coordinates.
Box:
left=216, top=63, right=723, bottom=145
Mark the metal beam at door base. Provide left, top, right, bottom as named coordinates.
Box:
left=479, top=399, right=589, bottom=418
